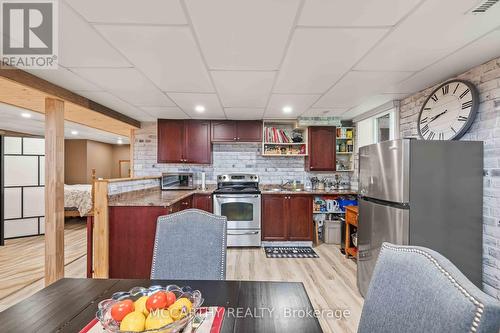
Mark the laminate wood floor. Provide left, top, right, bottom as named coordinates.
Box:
left=0, top=223, right=362, bottom=332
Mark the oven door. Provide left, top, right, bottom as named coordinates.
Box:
left=213, top=194, right=261, bottom=229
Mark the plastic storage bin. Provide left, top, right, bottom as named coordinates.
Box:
left=324, top=220, right=341, bottom=245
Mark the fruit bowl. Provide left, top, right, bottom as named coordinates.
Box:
left=96, top=285, right=204, bottom=333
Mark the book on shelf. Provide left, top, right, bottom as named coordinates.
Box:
left=265, top=127, right=294, bottom=144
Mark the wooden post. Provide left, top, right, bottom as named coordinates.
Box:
left=93, top=180, right=109, bottom=278
left=44, top=98, right=65, bottom=286
left=129, top=128, right=135, bottom=178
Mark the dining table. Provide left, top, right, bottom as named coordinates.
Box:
left=0, top=278, right=324, bottom=333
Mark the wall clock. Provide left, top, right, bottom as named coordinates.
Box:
left=417, top=79, right=479, bottom=140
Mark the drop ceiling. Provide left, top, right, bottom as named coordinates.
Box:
left=21, top=0, right=500, bottom=121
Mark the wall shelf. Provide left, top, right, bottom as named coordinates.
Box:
left=262, top=120, right=308, bottom=157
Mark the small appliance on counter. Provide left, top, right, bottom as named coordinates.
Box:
left=161, top=173, right=195, bottom=190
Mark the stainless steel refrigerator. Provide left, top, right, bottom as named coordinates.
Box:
left=357, top=139, right=483, bottom=296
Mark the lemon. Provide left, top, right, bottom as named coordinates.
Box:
left=134, top=296, right=150, bottom=316
left=168, top=298, right=193, bottom=321
left=120, top=311, right=145, bottom=332
left=145, top=309, right=174, bottom=330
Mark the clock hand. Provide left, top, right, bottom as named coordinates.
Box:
left=430, top=110, right=448, bottom=123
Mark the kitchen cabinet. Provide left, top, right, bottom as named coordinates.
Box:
left=262, top=195, right=313, bottom=241
left=193, top=193, right=213, bottom=213
left=157, top=119, right=211, bottom=164
left=306, top=126, right=336, bottom=171
left=169, top=195, right=193, bottom=213
left=211, top=120, right=262, bottom=143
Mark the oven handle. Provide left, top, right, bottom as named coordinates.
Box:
left=215, top=194, right=260, bottom=199
left=227, top=231, right=260, bottom=235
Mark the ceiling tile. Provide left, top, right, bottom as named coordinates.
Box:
left=355, top=0, right=500, bottom=71
left=212, top=71, right=275, bottom=107
left=184, top=0, right=301, bottom=70
left=384, top=30, right=500, bottom=94
left=74, top=91, right=154, bottom=121
left=25, top=67, right=101, bottom=92
left=59, top=2, right=131, bottom=67
left=167, top=93, right=225, bottom=119
left=224, top=108, right=265, bottom=120
left=274, top=28, right=387, bottom=94
left=314, top=71, right=414, bottom=108
left=70, top=68, right=175, bottom=107
left=302, top=108, right=349, bottom=117
left=64, top=0, right=187, bottom=24
left=299, top=0, right=421, bottom=27
left=342, top=94, right=407, bottom=118
left=140, top=107, right=188, bottom=119
left=96, top=25, right=214, bottom=92
left=264, top=94, right=321, bottom=118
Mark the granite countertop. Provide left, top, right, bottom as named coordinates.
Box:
left=108, top=186, right=215, bottom=207
left=108, top=184, right=357, bottom=207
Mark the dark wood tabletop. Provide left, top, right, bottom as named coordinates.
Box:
left=0, top=278, right=323, bottom=333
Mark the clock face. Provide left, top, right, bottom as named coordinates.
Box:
left=417, top=80, right=478, bottom=140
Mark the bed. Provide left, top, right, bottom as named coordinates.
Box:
left=64, top=169, right=96, bottom=217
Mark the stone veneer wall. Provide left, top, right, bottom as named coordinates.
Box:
left=399, top=57, right=500, bottom=299
left=133, top=122, right=354, bottom=186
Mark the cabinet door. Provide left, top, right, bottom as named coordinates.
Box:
left=157, top=119, right=184, bottom=163
left=193, top=194, right=213, bottom=213
left=262, top=195, right=288, bottom=241
left=236, top=121, right=262, bottom=142
left=211, top=121, right=237, bottom=142
left=178, top=195, right=193, bottom=211
left=184, top=120, right=211, bottom=164
left=288, top=195, right=313, bottom=241
left=306, top=126, right=336, bottom=171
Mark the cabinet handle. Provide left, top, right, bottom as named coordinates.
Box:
left=237, top=137, right=240, bottom=140
left=233, top=137, right=237, bottom=140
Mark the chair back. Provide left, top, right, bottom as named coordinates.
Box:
left=358, top=243, right=500, bottom=333
left=151, top=209, right=227, bottom=280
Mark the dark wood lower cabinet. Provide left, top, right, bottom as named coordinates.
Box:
left=193, top=193, right=213, bottom=213
left=262, top=195, right=313, bottom=241
left=108, top=206, right=169, bottom=279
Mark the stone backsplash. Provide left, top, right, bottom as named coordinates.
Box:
left=133, top=122, right=356, bottom=186
left=399, top=57, right=500, bottom=299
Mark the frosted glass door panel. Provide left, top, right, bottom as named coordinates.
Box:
left=23, top=187, right=45, bottom=217
left=4, top=218, right=38, bottom=238
left=39, top=156, right=45, bottom=186
left=4, top=156, right=39, bottom=186
left=23, top=138, right=45, bottom=155
left=4, top=137, right=22, bottom=154
left=4, top=188, right=22, bottom=219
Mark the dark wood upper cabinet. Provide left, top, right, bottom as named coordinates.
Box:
left=184, top=120, right=211, bottom=164
left=158, top=119, right=211, bottom=164
left=157, top=119, right=184, bottom=163
left=306, top=126, right=336, bottom=171
left=211, top=121, right=237, bottom=142
left=211, top=120, right=262, bottom=143
left=288, top=195, right=313, bottom=241
left=262, top=195, right=288, bottom=241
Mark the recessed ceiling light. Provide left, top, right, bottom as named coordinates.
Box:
left=282, top=106, right=293, bottom=114
left=117, top=138, right=123, bottom=145
left=71, top=130, right=78, bottom=135
left=195, top=105, right=205, bottom=113
left=21, top=112, right=32, bottom=118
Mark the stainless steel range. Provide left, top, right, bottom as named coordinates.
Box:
left=213, top=174, right=261, bottom=247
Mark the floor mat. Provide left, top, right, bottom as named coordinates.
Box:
left=264, top=246, right=319, bottom=258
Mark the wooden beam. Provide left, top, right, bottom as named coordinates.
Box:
left=93, top=180, right=109, bottom=278
left=0, top=65, right=140, bottom=128
left=44, top=98, right=65, bottom=286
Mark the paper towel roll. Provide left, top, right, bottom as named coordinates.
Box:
left=201, top=172, right=206, bottom=190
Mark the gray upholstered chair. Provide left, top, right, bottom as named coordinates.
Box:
left=358, top=243, right=500, bottom=333
left=150, top=209, right=227, bottom=280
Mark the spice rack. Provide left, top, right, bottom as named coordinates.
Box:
left=336, top=127, right=355, bottom=172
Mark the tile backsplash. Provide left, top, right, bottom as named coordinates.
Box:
left=133, top=122, right=355, bottom=186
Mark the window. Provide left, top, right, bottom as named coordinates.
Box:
left=356, top=108, right=397, bottom=150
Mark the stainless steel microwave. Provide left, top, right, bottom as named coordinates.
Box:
left=161, top=173, right=195, bottom=190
